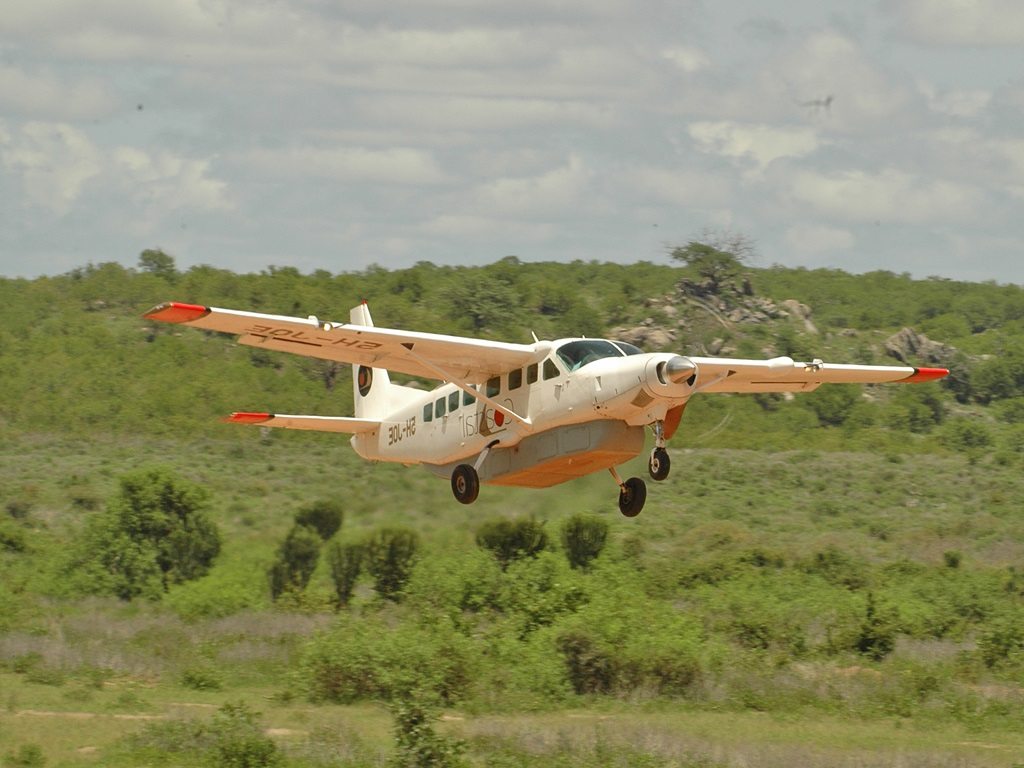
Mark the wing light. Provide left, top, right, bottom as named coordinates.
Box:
left=143, top=302, right=210, bottom=324
left=901, top=367, right=949, bottom=383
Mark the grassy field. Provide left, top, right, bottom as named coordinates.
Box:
left=2, top=426, right=1024, bottom=766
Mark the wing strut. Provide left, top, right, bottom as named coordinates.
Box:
left=400, top=343, right=534, bottom=433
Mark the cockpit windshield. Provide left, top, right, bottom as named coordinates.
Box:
left=556, top=339, right=638, bottom=372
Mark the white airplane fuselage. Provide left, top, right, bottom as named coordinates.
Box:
left=351, top=345, right=693, bottom=487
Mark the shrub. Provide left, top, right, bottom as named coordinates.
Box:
left=363, top=527, right=420, bottom=602
left=68, top=467, right=221, bottom=600
left=0, top=520, right=27, bottom=552
left=4, top=744, right=46, bottom=768
left=269, top=524, right=321, bottom=600
left=389, top=695, right=466, bottom=768
left=294, top=499, right=343, bottom=541
left=559, top=513, right=608, bottom=570
left=126, top=700, right=279, bottom=767
left=326, top=539, right=363, bottom=608
left=476, top=517, right=549, bottom=570
left=855, top=592, right=898, bottom=661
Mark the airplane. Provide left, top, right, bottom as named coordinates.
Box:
left=143, top=300, right=949, bottom=516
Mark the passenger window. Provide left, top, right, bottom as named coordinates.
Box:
left=527, top=363, right=538, bottom=384
left=448, top=391, right=460, bottom=412
left=486, top=376, right=500, bottom=397
left=543, top=358, right=560, bottom=380
left=463, top=390, right=476, bottom=406
left=423, top=404, right=433, bottom=423
left=435, top=398, right=446, bottom=418
left=508, top=369, right=523, bottom=391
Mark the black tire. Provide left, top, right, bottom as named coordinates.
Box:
left=648, top=447, right=670, bottom=481
left=618, top=477, right=647, bottom=517
left=451, top=464, right=480, bottom=505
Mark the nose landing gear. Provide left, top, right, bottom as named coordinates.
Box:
left=648, top=420, right=671, bottom=481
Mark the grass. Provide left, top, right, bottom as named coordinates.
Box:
left=3, top=429, right=1024, bottom=765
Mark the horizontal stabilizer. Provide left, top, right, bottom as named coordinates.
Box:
left=226, top=412, right=379, bottom=434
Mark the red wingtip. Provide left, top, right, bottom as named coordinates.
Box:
left=902, top=367, right=949, bottom=383
left=144, top=301, right=210, bottom=324
left=226, top=412, right=273, bottom=424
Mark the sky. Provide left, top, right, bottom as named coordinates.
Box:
left=2, top=0, right=1024, bottom=283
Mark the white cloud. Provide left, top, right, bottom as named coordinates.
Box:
left=626, top=166, right=732, bottom=208
left=919, top=84, right=992, bottom=118
left=890, top=0, right=1024, bottom=45
left=787, top=168, right=981, bottom=224
left=783, top=224, right=855, bottom=254
left=475, top=155, right=594, bottom=216
left=243, top=146, right=450, bottom=185
left=0, top=122, right=101, bottom=214
left=662, top=46, right=710, bottom=73
left=112, top=147, right=231, bottom=214
left=0, top=66, right=116, bottom=120
left=688, top=121, right=820, bottom=170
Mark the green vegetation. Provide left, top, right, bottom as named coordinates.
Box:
left=1, top=254, right=1024, bottom=766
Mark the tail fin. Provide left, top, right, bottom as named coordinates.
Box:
left=350, top=302, right=392, bottom=420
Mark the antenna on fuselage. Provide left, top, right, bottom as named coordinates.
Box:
left=531, top=331, right=539, bottom=343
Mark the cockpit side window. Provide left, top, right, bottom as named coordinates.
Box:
left=556, top=339, right=623, bottom=371
left=612, top=341, right=645, bottom=356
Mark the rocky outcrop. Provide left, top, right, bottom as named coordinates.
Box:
left=884, top=328, right=956, bottom=365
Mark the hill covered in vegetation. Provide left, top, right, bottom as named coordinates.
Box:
left=1, top=252, right=1024, bottom=767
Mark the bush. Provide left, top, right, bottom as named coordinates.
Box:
left=326, top=539, right=363, bottom=608
left=269, top=524, right=321, bottom=600
left=476, top=517, right=549, bottom=570
left=126, top=700, right=279, bottom=767
left=559, top=513, right=608, bottom=570
left=300, top=618, right=474, bottom=705
left=4, top=744, right=46, bottom=768
left=294, top=499, right=343, bottom=541
left=363, top=527, right=420, bottom=602
left=68, top=467, right=221, bottom=600
left=855, top=592, right=898, bottom=662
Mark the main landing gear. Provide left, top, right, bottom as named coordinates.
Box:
left=450, top=440, right=498, bottom=505
left=610, top=467, right=646, bottom=517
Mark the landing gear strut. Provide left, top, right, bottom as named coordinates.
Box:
left=610, top=467, right=646, bottom=517
left=450, top=439, right=498, bottom=505
left=648, top=420, right=671, bottom=481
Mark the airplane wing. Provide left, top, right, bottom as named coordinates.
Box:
left=687, top=355, right=948, bottom=394
left=144, top=302, right=537, bottom=383
left=227, top=412, right=380, bottom=433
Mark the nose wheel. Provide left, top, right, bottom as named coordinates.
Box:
left=648, top=447, right=670, bottom=481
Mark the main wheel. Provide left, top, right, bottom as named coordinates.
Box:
left=451, top=464, right=480, bottom=505
left=618, top=477, right=647, bottom=517
left=648, top=447, right=670, bottom=481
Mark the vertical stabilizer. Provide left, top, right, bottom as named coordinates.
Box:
left=349, top=302, right=392, bottom=420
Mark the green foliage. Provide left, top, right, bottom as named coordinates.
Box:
left=476, top=517, right=549, bottom=570
left=977, top=614, right=1024, bottom=669
left=670, top=241, right=744, bottom=291
left=137, top=248, right=177, bottom=281
left=389, top=695, right=467, bottom=768
left=939, top=418, right=993, bottom=453
left=294, top=499, right=343, bottom=541
left=4, top=744, right=46, bottom=768
left=268, top=524, right=321, bottom=600
left=0, top=519, right=27, bottom=552
left=559, top=513, right=608, bottom=570
left=325, top=538, right=364, bottom=607
left=300, top=616, right=474, bottom=705
left=802, top=384, right=861, bottom=427
left=68, top=467, right=221, bottom=600
left=855, top=592, right=898, bottom=661
left=125, top=700, right=279, bottom=767
left=364, top=527, right=420, bottom=601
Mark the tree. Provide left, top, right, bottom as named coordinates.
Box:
left=295, top=500, right=344, bottom=541
left=670, top=241, right=745, bottom=293
left=364, top=527, right=420, bottom=602
left=326, top=539, right=363, bottom=607
left=138, top=249, right=177, bottom=281
left=74, top=467, right=221, bottom=600
left=269, top=524, right=321, bottom=600
left=560, top=513, right=609, bottom=570
left=475, top=518, right=549, bottom=570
